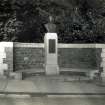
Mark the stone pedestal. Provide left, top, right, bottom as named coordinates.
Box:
left=44, top=33, right=59, bottom=75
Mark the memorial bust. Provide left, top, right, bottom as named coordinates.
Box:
left=45, top=16, right=56, bottom=33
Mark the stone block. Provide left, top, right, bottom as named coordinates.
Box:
left=101, top=73, right=105, bottom=83
left=88, top=70, right=99, bottom=80
left=14, top=47, right=44, bottom=71
left=101, top=52, right=105, bottom=58
left=45, top=64, right=59, bottom=75
left=101, top=62, right=105, bottom=67
left=14, top=73, right=22, bottom=80
left=9, top=72, right=22, bottom=80
left=0, top=53, right=6, bottom=58
left=0, top=64, right=8, bottom=75
left=102, top=49, right=105, bottom=52
left=102, top=57, right=105, bottom=61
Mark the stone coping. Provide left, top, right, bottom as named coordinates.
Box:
left=14, top=43, right=105, bottom=48
left=0, top=42, right=13, bottom=47
left=1, top=42, right=105, bottom=48
left=14, top=42, right=44, bottom=48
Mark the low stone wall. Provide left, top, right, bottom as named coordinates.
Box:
left=13, top=43, right=101, bottom=71
left=0, top=42, right=104, bottom=81
left=14, top=43, right=45, bottom=71
left=0, top=42, right=102, bottom=75
left=58, top=48, right=101, bottom=69
left=14, top=48, right=44, bottom=71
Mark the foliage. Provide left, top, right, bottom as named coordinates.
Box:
left=0, top=0, right=105, bottom=43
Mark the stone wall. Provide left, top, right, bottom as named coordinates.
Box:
left=14, top=47, right=44, bottom=71
left=13, top=43, right=101, bottom=71
left=58, top=48, right=101, bottom=69
left=1, top=42, right=105, bottom=80
left=0, top=42, right=102, bottom=73
left=14, top=43, right=44, bottom=71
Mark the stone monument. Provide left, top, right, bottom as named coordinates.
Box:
left=44, top=16, right=59, bottom=75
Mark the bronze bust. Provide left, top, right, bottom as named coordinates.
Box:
left=45, top=16, right=56, bottom=33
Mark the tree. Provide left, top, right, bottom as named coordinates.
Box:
left=0, top=0, right=105, bottom=43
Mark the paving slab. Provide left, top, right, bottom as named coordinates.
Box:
left=0, top=79, right=8, bottom=91
left=27, top=76, right=105, bottom=94
left=0, top=76, right=105, bottom=94
left=35, top=80, right=105, bottom=94
left=5, top=80, right=39, bottom=93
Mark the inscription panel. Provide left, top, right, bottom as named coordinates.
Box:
left=49, top=39, right=56, bottom=53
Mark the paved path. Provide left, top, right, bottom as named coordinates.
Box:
left=0, top=76, right=105, bottom=105
left=0, top=76, right=105, bottom=95
left=26, top=76, right=105, bottom=94
left=5, top=80, right=39, bottom=93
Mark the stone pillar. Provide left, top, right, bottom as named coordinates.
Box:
left=0, top=42, right=11, bottom=77
left=44, top=33, right=59, bottom=75
left=0, top=50, right=8, bottom=76
left=101, top=48, right=105, bottom=82
left=0, top=42, right=22, bottom=80
left=5, top=43, right=14, bottom=73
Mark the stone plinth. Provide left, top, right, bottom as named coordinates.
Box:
left=44, top=33, right=59, bottom=75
